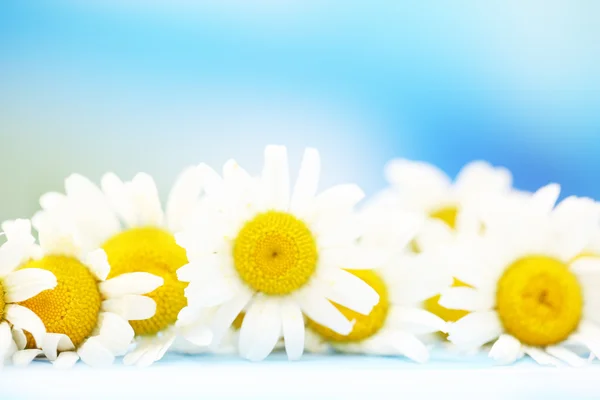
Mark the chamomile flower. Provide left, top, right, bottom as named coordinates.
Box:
left=176, top=145, right=380, bottom=361
left=369, top=160, right=513, bottom=329
left=373, top=159, right=512, bottom=232
left=0, top=220, right=57, bottom=366
left=10, top=218, right=162, bottom=368
left=442, top=184, right=600, bottom=366
left=33, top=168, right=211, bottom=366
left=306, top=211, right=451, bottom=362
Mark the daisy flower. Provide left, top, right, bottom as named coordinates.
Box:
left=0, top=220, right=57, bottom=366
left=374, top=159, right=513, bottom=232
left=33, top=168, right=211, bottom=366
left=8, top=217, right=162, bottom=368
left=368, top=159, right=513, bottom=329
left=305, top=211, right=451, bottom=362
left=176, top=145, right=380, bottom=361
left=442, top=184, right=600, bottom=366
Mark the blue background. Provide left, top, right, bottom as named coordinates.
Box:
left=1, top=1, right=599, bottom=221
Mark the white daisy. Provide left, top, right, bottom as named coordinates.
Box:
left=6, top=218, right=162, bottom=368
left=32, top=167, right=211, bottom=366
left=369, top=159, right=512, bottom=241
left=176, top=145, right=380, bottom=361
left=442, top=184, right=600, bottom=366
left=305, top=211, right=451, bottom=362
left=0, top=219, right=57, bottom=366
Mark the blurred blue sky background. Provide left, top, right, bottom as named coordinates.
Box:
left=1, top=1, right=599, bottom=221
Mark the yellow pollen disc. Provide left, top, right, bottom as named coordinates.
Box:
left=19, top=255, right=101, bottom=347
left=307, top=270, right=389, bottom=343
left=424, top=278, right=471, bottom=330
left=496, top=256, right=583, bottom=347
left=103, top=227, right=188, bottom=337
left=430, top=206, right=458, bottom=229
left=233, top=211, right=318, bottom=295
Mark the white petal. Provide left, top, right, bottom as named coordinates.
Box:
left=12, top=349, right=43, bottom=367
left=238, top=297, right=282, bottom=361
left=209, top=290, right=253, bottom=349
left=184, top=278, right=238, bottom=309
left=323, top=269, right=379, bottom=315
left=129, top=173, right=164, bottom=227
left=414, top=219, right=454, bottom=252
left=390, top=307, right=448, bottom=334
left=102, top=295, right=157, bottom=321
left=166, top=165, right=204, bottom=232
left=63, top=174, right=121, bottom=244
left=573, top=321, right=600, bottom=359
left=3, top=268, right=57, bottom=302
left=280, top=300, right=305, bottom=361
left=313, top=217, right=362, bottom=248
left=523, top=346, right=562, bottom=367
left=84, top=248, right=111, bottom=282
left=77, top=337, right=115, bottom=367
left=101, top=172, right=138, bottom=227
left=298, top=294, right=352, bottom=335
left=384, top=159, right=451, bottom=194
left=438, top=287, right=494, bottom=312
left=261, top=145, right=290, bottom=210
left=389, top=331, right=429, bottom=363
left=123, top=342, right=149, bottom=366
left=0, top=240, right=29, bottom=277
left=546, top=345, right=587, bottom=367
left=95, top=312, right=135, bottom=355
left=531, top=184, right=560, bottom=213
left=11, top=328, right=26, bottom=351
left=4, top=304, right=46, bottom=345
left=176, top=256, right=223, bottom=283
left=447, top=311, right=502, bottom=349
left=123, top=341, right=163, bottom=367
left=53, top=351, right=80, bottom=369
left=100, top=272, right=163, bottom=298
left=488, top=334, right=522, bottom=364
left=389, top=256, right=454, bottom=305
left=42, top=333, right=75, bottom=361
left=454, top=161, right=512, bottom=197
left=290, top=148, right=320, bottom=215
left=180, top=323, right=212, bottom=348
left=571, top=257, right=600, bottom=275
left=319, top=247, right=390, bottom=270
left=1, top=219, right=34, bottom=243
left=313, top=184, right=364, bottom=215
left=40, top=191, right=66, bottom=210
left=197, top=163, right=224, bottom=197
left=0, top=322, right=12, bottom=359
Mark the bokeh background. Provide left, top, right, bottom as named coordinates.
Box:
left=1, top=1, right=599, bottom=223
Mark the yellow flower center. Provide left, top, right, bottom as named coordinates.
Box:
left=233, top=211, right=318, bottom=295
left=430, top=206, right=458, bottom=229
left=307, top=270, right=389, bottom=342
left=103, top=227, right=188, bottom=337
left=20, top=255, right=102, bottom=347
left=496, top=256, right=583, bottom=346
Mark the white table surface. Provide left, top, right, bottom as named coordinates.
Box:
left=2, top=350, right=599, bottom=399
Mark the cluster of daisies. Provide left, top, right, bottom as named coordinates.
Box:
left=0, top=145, right=599, bottom=369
